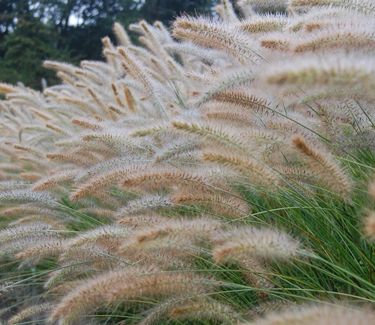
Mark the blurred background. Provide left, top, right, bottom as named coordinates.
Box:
left=0, top=0, right=216, bottom=89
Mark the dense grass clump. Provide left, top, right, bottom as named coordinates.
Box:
left=0, top=1, right=375, bottom=324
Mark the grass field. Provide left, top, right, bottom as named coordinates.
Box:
left=1, top=1, right=375, bottom=324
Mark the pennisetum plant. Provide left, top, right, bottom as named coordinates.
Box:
left=0, top=0, right=374, bottom=324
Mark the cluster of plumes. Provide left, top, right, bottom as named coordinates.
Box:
left=242, top=303, right=375, bottom=325
left=0, top=0, right=374, bottom=324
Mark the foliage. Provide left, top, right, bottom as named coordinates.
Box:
left=0, top=0, right=214, bottom=88
left=0, top=18, right=69, bottom=89
left=0, top=0, right=375, bottom=324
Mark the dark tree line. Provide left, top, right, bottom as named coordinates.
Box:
left=0, top=0, right=214, bottom=88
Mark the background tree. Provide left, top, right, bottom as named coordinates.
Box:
left=0, top=0, right=215, bottom=88
left=140, top=0, right=213, bottom=25
left=0, top=4, right=70, bottom=89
